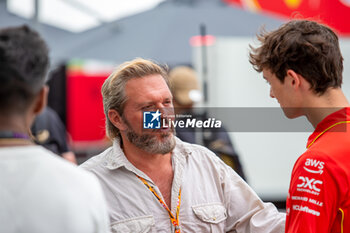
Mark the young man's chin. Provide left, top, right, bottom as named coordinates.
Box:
left=282, top=108, right=303, bottom=119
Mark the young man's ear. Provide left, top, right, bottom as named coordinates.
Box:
left=33, top=85, right=49, bottom=115
left=286, top=69, right=301, bottom=89
left=108, top=109, right=127, bottom=131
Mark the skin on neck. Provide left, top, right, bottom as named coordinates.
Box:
left=271, top=69, right=350, bottom=128
left=0, top=113, right=31, bottom=135
left=0, top=111, right=35, bottom=147
left=302, top=88, right=349, bottom=128
left=0, top=86, right=48, bottom=147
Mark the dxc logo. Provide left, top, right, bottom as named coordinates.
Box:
left=297, top=176, right=323, bottom=192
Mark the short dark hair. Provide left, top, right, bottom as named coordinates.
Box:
left=249, top=20, right=343, bottom=94
left=0, top=25, right=49, bottom=114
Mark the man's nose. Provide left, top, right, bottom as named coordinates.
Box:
left=157, top=104, right=174, bottom=119
left=270, top=88, right=275, bottom=98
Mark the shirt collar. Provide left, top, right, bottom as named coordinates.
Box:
left=307, top=107, right=350, bottom=148
left=173, top=136, right=192, bottom=159
left=103, top=136, right=191, bottom=171
left=103, top=137, right=129, bottom=170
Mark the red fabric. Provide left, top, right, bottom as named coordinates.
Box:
left=223, top=0, right=350, bottom=36
left=286, top=107, right=350, bottom=233
left=66, top=70, right=108, bottom=142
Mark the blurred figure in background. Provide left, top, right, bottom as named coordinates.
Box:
left=0, top=25, right=110, bottom=233
left=31, top=106, right=77, bottom=164
left=169, top=66, right=246, bottom=180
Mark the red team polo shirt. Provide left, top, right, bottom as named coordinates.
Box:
left=286, top=107, right=350, bottom=233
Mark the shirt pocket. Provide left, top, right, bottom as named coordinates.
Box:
left=111, top=215, right=155, bottom=233
left=192, top=202, right=227, bottom=232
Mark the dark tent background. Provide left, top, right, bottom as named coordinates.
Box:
left=56, top=0, right=285, bottom=65
left=0, top=0, right=285, bottom=65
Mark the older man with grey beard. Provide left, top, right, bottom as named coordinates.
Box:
left=80, top=58, right=285, bottom=233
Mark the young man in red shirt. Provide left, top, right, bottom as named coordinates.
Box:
left=249, top=20, right=350, bottom=233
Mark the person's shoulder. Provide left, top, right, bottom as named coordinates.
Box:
left=175, top=137, right=243, bottom=181
left=80, top=146, right=113, bottom=171
left=291, top=149, right=345, bottom=178
left=37, top=148, right=109, bottom=221
left=17, top=146, right=104, bottom=194
left=1, top=146, right=109, bottom=232
left=36, top=146, right=98, bottom=180
left=295, top=149, right=334, bottom=166
left=176, top=137, right=214, bottom=153
left=175, top=137, right=222, bottom=164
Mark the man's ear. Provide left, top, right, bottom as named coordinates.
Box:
left=33, top=85, right=49, bottom=115
left=108, top=109, right=127, bottom=131
left=286, top=69, right=301, bottom=90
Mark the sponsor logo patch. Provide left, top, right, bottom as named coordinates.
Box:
left=291, top=196, right=323, bottom=207
left=304, top=159, right=325, bottom=174
left=297, top=176, right=323, bottom=194
left=292, top=205, right=320, bottom=216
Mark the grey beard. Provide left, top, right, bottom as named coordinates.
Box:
left=122, top=115, right=176, bottom=154
left=126, top=130, right=176, bottom=154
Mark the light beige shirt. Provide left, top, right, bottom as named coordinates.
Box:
left=0, top=146, right=110, bottom=233
left=81, top=137, right=285, bottom=233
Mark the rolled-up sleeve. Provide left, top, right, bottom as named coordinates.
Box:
left=220, top=162, right=285, bottom=233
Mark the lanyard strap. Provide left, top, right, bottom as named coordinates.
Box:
left=0, top=131, right=30, bottom=139
left=136, top=175, right=181, bottom=233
